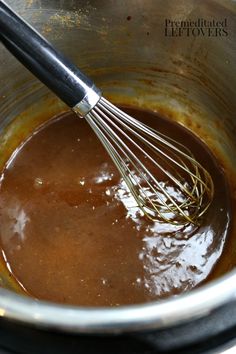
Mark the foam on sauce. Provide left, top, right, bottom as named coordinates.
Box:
left=0, top=108, right=232, bottom=306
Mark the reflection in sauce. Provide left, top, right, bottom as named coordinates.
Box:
left=0, top=108, right=232, bottom=306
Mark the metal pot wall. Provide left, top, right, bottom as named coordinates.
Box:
left=0, top=0, right=236, bottom=353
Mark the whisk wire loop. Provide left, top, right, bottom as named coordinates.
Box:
left=86, top=97, right=214, bottom=225
left=90, top=106, right=197, bottom=221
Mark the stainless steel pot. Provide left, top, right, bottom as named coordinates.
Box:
left=0, top=0, right=236, bottom=353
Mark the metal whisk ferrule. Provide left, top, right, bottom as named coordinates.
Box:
left=73, top=85, right=101, bottom=117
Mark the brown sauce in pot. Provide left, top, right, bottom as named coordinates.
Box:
left=0, top=107, right=232, bottom=306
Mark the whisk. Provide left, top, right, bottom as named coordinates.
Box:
left=0, top=1, right=214, bottom=225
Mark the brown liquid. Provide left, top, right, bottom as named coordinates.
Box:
left=0, top=108, right=232, bottom=306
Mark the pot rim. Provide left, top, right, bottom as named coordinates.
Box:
left=0, top=268, right=235, bottom=333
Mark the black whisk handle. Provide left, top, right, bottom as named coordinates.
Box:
left=0, top=0, right=101, bottom=114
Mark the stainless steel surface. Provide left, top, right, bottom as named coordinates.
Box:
left=210, top=340, right=236, bottom=354
left=0, top=0, right=235, bottom=336
left=220, top=347, right=236, bottom=354
left=73, top=84, right=101, bottom=116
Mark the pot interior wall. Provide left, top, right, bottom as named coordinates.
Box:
left=0, top=0, right=236, bottom=292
